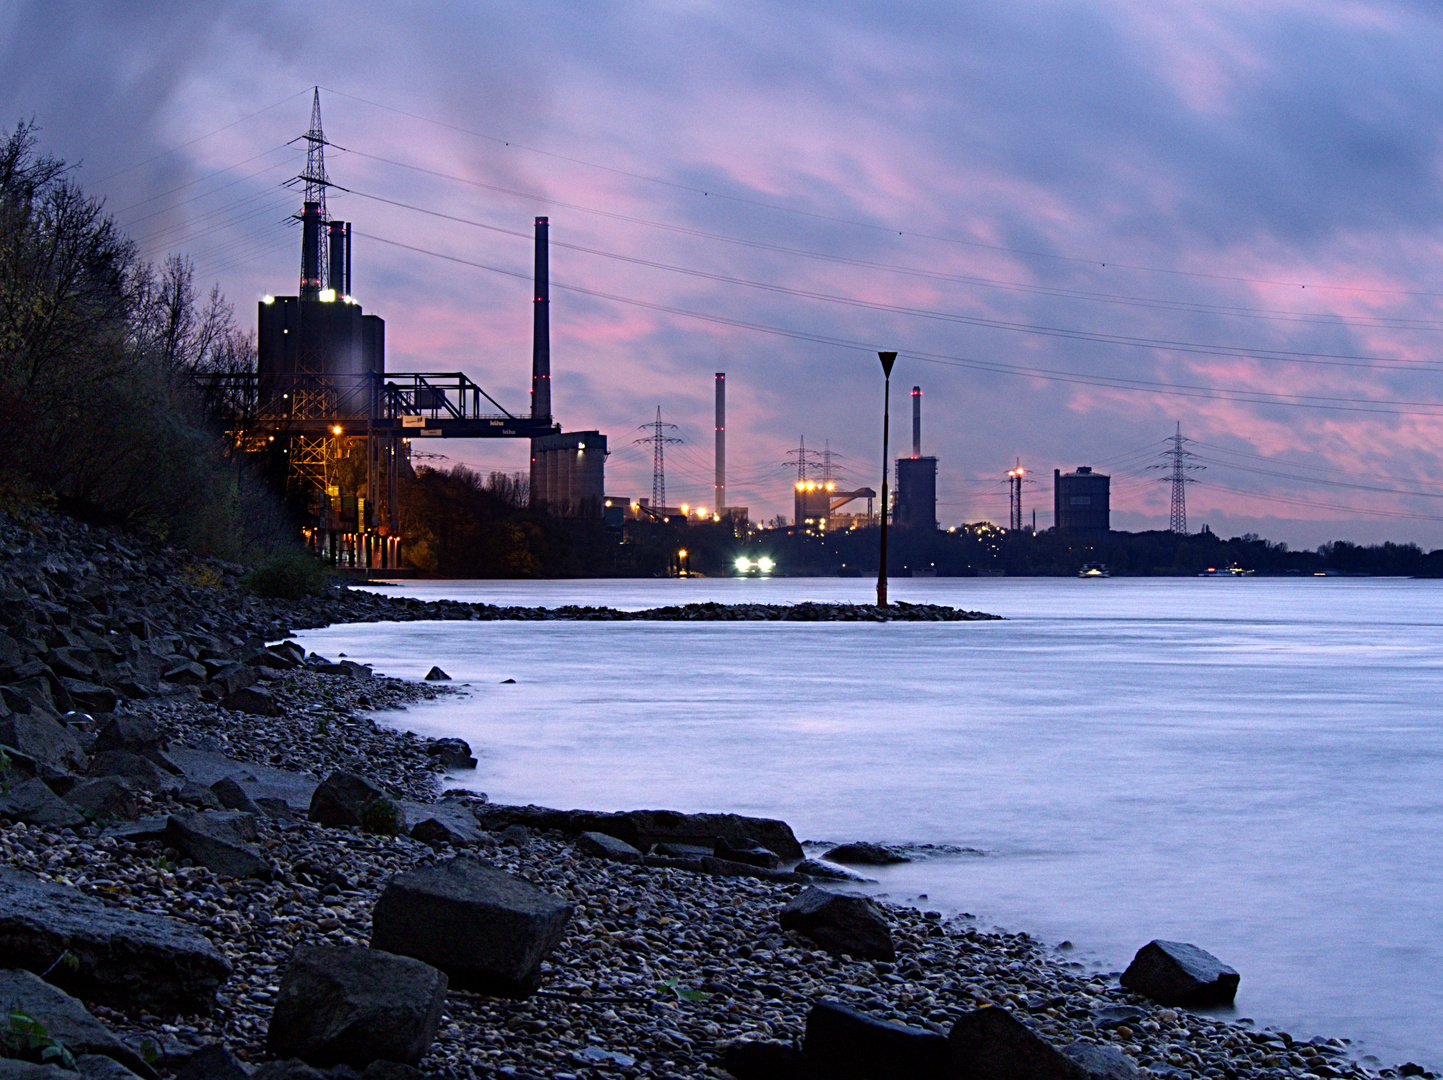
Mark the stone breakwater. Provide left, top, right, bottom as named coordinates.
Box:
left=0, top=507, right=1425, bottom=1079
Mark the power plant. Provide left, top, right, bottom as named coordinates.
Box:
left=202, top=92, right=610, bottom=570
left=892, top=386, right=938, bottom=529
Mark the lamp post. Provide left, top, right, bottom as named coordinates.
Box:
left=877, top=350, right=897, bottom=607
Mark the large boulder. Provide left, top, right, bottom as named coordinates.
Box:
left=1063, top=1041, right=1141, bottom=1080
left=92, top=717, right=165, bottom=756
left=0, top=779, right=86, bottom=830
left=1119, top=940, right=1239, bottom=1006
left=219, top=686, right=278, bottom=718
left=265, top=945, right=447, bottom=1069
left=946, top=1006, right=1081, bottom=1080
left=779, top=887, right=895, bottom=961
left=472, top=804, right=803, bottom=862
left=802, top=1000, right=948, bottom=1079
left=424, top=738, right=475, bottom=770
left=822, top=842, right=910, bottom=865
left=0, top=714, right=87, bottom=774
left=308, top=771, right=384, bottom=829
left=401, top=802, right=489, bottom=848
left=714, top=836, right=782, bottom=870
left=723, top=1041, right=818, bottom=1080
left=0, top=968, right=155, bottom=1078
left=369, top=855, right=571, bottom=997
left=0, top=866, right=230, bottom=1013
left=576, top=831, right=642, bottom=864
left=165, top=811, right=270, bottom=880
left=63, top=777, right=138, bottom=823
left=86, top=751, right=178, bottom=794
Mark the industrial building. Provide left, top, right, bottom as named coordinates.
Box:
left=1053, top=466, right=1111, bottom=536
left=530, top=429, right=607, bottom=516
left=893, top=386, right=938, bottom=530
left=204, top=92, right=566, bottom=572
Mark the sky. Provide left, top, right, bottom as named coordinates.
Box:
left=7, top=1, right=1443, bottom=547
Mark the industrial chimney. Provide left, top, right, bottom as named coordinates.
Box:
left=531, top=217, right=551, bottom=421
left=529, top=217, right=552, bottom=507
left=911, top=386, right=922, bottom=458
left=327, top=221, right=349, bottom=296
left=715, top=373, right=725, bottom=515
left=299, top=201, right=323, bottom=299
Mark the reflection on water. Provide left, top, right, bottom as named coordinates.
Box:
left=300, top=576, right=1443, bottom=1068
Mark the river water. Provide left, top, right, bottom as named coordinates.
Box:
left=294, top=576, right=1443, bottom=1069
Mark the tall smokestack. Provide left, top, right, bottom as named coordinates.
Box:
left=327, top=221, right=346, bottom=295
left=529, top=217, right=551, bottom=508
left=300, top=201, right=323, bottom=299
left=911, top=386, right=922, bottom=458
left=531, top=217, right=551, bottom=421
left=715, top=373, right=726, bottom=515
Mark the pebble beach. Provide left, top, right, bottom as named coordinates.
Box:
left=0, top=507, right=1425, bottom=1079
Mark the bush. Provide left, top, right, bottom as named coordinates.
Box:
left=241, top=549, right=328, bottom=599
left=359, top=796, right=403, bottom=836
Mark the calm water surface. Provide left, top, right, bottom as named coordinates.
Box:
left=296, top=576, right=1443, bottom=1068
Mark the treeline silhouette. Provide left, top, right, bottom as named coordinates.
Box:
left=0, top=121, right=292, bottom=558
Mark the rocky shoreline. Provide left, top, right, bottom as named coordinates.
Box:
left=0, top=507, right=1427, bottom=1079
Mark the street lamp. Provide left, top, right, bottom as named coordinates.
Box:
left=877, top=350, right=897, bottom=607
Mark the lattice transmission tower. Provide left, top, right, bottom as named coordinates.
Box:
left=634, top=407, right=681, bottom=510
left=786, top=436, right=823, bottom=482
left=1151, top=422, right=1202, bottom=534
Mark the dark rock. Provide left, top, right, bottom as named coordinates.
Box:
left=0, top=866, right=231, bottom=1013
left=700, top=857, right=805, bottom=883
left=293, top=859, right=350, bottom=891
left=99, top=816, right=171, bottom=843
left=422, top=667, right=450, bottom=681
left=369, top=855, right=572, bottom=997
left=177, top=781, right=224, bottom=810
left=1063, top=1041, right=1141, bottom=1080
left=0, top=968, right=156, bottom=1078
left=219, top=686, right=279, bottom=717
left=721, top=1040, right=817, bottom=1080
left=209, top=663, right=257, bottom=697
left=714, top=836, right=783, bottom=869
left=93, top=717, right=165, bottom=755
left=265, top=945, right=447, bottom=1068
left=87, top=750, right=179, bottom=794
left=795, top=858, right=873, bottom=882
left=472, top=804, right=804, bottom=862
left=424, top=738, right=475, bottom=770
left=209, top=777, right=262, bottom=815
left=308, top=771, right=385, bottom=829
left=946, top=1006, right=1081, bottom=1080
left=1091, top=1005, right=1146, bottom=1030
left=576, top=831, right=643, bottom=864
left=250, top=1063, right=325, bottom=1080
left=822, top=842, right=910, bottom=865
left=58, top=680, right=117, bottom=714
left=779, top=887, right=895, bottom=961
left=1119, top=940, right=1239, bottom=1007
left=74, top=1056, right=147, bottom=1080
left=0, top=1063, right=79, bottom=1080
left=166, top=811, right=270, bottom=880
left=404, top=804, right=489, bottom=848
left=802, top=999, right=947, bottom=1079
left=652, top=842, right=712, bottom=858
left=267, top=641, right=305, bottom=665
left=172, top=1045, right=251, bottom=1080
left=162, top=661, right=207, bottom=685
left=255, top=797, right=295, bottom=820
left=0, top=778, right=86, bottom=829
left=356, top=1064, right=424, bottom=1080
left=64, top=776, right=138, bottom=824
left=497, top=824, right=530, bottom=850
left=0, top=714, right=87, bottom=774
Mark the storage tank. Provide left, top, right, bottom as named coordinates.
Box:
left=1053, top=466, right=1110, bottom=536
